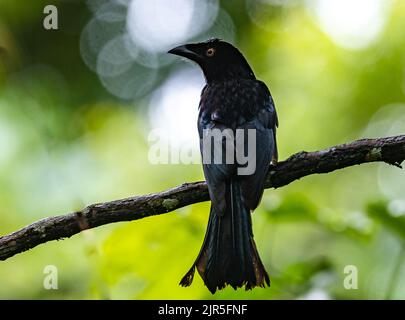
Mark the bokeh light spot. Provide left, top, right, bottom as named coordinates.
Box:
left=308, top=0, right=392, bottom=49
left=126, top=0, right=219, bottom=53
left=149, top=68, right=204, bottom=150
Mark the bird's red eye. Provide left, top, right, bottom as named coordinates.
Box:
left=206, top=48, right=215, bottom=57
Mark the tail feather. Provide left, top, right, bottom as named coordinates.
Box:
left=180, top=180, right=270, bottom=293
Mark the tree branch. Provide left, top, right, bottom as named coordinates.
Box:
left=1, top=135, right=404, bottom=261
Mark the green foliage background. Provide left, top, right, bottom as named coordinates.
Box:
left=1, top=0, right=405, bottom=299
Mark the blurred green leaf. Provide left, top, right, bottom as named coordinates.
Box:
left=367, top=202, right=405, bottom=240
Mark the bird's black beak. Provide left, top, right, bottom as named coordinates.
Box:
left=168, top=44, right=200, bottom=61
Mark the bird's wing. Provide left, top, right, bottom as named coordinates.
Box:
left=198, top=117, right=236, bottom=215
left=238, top=82, right=278, bottom=210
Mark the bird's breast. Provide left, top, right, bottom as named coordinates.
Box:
left=199, top=79, right=268, bottom=128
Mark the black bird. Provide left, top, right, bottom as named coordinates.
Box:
left=168, top=39, right=278, bottom=293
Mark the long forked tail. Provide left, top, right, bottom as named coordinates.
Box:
left=180, top=180, right=270, bottom=294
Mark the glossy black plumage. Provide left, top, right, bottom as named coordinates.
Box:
left=168, top=39, right=278, bottom=293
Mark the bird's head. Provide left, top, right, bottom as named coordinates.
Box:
left=168, top=39, right=255, bottom=83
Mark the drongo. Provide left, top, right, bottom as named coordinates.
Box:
left=168, top=39, right=278, bottom=293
